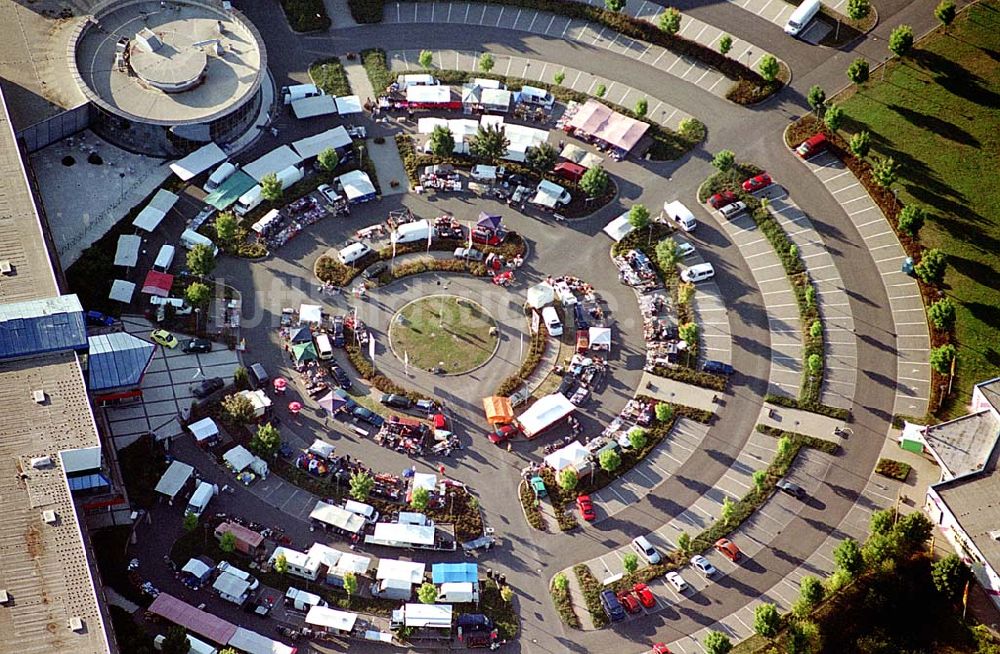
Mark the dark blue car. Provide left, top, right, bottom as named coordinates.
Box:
left=703, top=360, right=735, bottom=375
left=600, top=589, right=626, bottom=622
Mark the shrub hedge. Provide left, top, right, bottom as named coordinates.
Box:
left=573, top=564, right=610, bottom=629
left=309, top=57, right=352, bottom=96
left=280, top=0, right=331, bottom=31
left=519, top=479, right=547, bottom=530
left=875, top=457, right=912, bottom=481
left=541, top=466, right=579, bottom=532
left=348, top=0, right=385, bottom=23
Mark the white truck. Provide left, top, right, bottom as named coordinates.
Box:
left=285, top=586, right=327, bottom=611
left=185, top=481, right=218, bottom=517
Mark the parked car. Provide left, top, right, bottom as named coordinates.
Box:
left=150, top=329, right=178, bottom=348
left=351, top=406, right=384, bottom=427
left=454, top=247, right=485, bottom=261
left=182, top=338, right=213, bottom=354
left=719, top=201, right=747, bottom=219
left=617, top=591, right=640, bottom=614
left=332, top=317, right=345, bottom=347
left=192, top=377, right=225, bottom=399
left=691, top=555, right=717, bottom=577
left=708, top=190, right=738, bottom=209
left=329, top=362, right=351, bottom=390
left=488, top=424, right=518, bottom=445
left=363, top=263, right=387, bottom=281
left=666, top=571, right=689, bottom=593
left=680, top=263, right=715, bottom=283
left=380, top=393, right=412, bottom=409
left=652, top=644, right=672, bottom=654
left=317, top=183, right=341, bottom=205
left=675, top=240, right=696, bottom=257
left=777, top=479, right=807, bottom=499
left=471, top=227, right=504, bottom=246
left=599, top=589, right=626, bottom=622
left=576, top=495, right=596, bottom=522
left=715, top=538, right=743, bottom=562
left=248, top=362, right=269, bottom=389
left=633, top=583, right=655, bottom=608
left=742, top=173, right=772, bottom=193
left=85, top=310, right=115, bottom=327
left=796, top=133, right=829, bottom=159
left=703, top=360, right=735, bottom=375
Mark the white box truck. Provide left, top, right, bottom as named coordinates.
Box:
left=234, top=184, right=263, bottom=216
left=436, top=582, right=478, bottom=604
left=663, top=200, right=698, bottom=232
left=204, top=161, right=237, bottom=192
left=180, top=229, right=219, bottom=256
left=392, top=219, right=432, bottom=245
left=285, top=586, right=327, bottom=611
left=282, top=83, right=324, bottom=105
left=153, top=244, right=176, bottom=272
left=371, top=577, right=413, bottom=601
left=186, top=481, right=217, bottom=517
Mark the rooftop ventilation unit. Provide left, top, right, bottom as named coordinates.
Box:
left=42, top=510, right=57, bottom=524
left=135, top=27, right=162, bottom=53
left=30, top=455, right=52, bottom=469
left=68, top=617, right=84, bottom=632
left=32, top=389, right=45, bottom=404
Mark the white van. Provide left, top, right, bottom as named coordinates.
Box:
left=180, top=229, right=219, bottom=256
left=282, top=83, right=323, bottom=105
left=337, top=242, right=373, bottom=265
left=393, top=219, right=432, bottom=244
left=217, top=561, right=260, bottom=591
left=681, top=262, right=716, bottom=283
left=398, top=73, right=439, bottom=88
left=186, top=481, right=217, bottom=518
left=155, top=633, right=218, bottom=654
left=204, top=161, right=237, bottom=192
left=315, top=333, right=333, bottom=360
left=541, top=306, right=563, bottom=337
left=436, top=582, right=479, bottom=603
left=519, top=85, right=554, bottom=109
left=285, top=586, right=327, bottom=611
left=398, top=511, right=432, bottom=526
left=631, top=535, right=662, bottom=564
left=153, top=244, right=176, bottom=272
left=784, top=0, right=821, bottom=36
left=234, top=184, right=263, bottom=216
left=663, top=200, right=697, bottom=232
left=343, top=499, right=380, bottom=524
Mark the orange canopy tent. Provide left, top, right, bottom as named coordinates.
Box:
left=482, top=396, right=514, bottom=425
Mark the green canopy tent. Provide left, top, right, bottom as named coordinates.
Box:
left=291, top=341, right=318, bottom=363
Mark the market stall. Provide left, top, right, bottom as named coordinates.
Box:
left=482, top=396, right=514, bottom=425
left=516, top=393, right=575, bottom=439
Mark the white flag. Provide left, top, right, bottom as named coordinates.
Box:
left=368, top=333, right=375, bottom=360
left=404, top=351, right=409, bottom=374
left=468, top=221, right=473, bottom=249
left=427, top=224, right=433, bottom=252
left=391, top=231, right=397, bottom=260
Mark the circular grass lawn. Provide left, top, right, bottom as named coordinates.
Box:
left=389, top=295, right=499, bottom=374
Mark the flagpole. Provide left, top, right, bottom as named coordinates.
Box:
left=520, top=331, right=523, bottom=361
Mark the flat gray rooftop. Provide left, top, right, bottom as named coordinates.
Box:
left=936, top=444, right=1000, bottom=579
left=925, top=410, right=1000, bottom=479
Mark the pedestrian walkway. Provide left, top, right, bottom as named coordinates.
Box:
left=322, top=0, right=362, bottom=28
left=640, top=372, right=718, bottom=413
left=565, top=568, right=597, bottom=630
left=342, top=61, right=409, bottom=196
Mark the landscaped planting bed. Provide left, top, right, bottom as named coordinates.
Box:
left=875, top=457, right=912, bottom=481
left=573, top=564, right=609, bottom=629
left=309, top=57, right=352, bottom=96
left=541, top=466, right=579, bottom=532
left=519, top=479, right=547, bottom=530
left=280, top=0, right=331, bottom=31
left=496, top=309, right=548, bottom=397
left=550, top=573, right=581, bottom=628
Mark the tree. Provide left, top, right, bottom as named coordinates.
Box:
left=659, top=8, right=681, bottom=35
left=777, top=435, right=793, bottom=458
left=184, top=282, right=211, bottom=310
left=805, top=285, right=816, bottom=307
left=525, top=142, right=558, bottom=172
left=411, top=486, right=431, bottom=511
left=719, top=34, right=733, bottom=55
left=417, top=582, right=438, bottom=604
left=679, top=322, right=698, bottom=346
left=849, top=130, right=871, bottom=158
left=847, top=0, right=871, bottom=20
left=161, top=627, right=191, bottom=654
left=810, top=320, right=823, bottom=339
left=479, top=53, right=495, bottom=73
left=553, top=572, right=569, bottom=592
left=342, top=572, right=358, bottom=603
left=935, top=0, right=956, bottom=28
left=623, top=552, right=639, bottom=574
left=679, top=118, right=704, bottom=141
left=595, top=83, right=607, bottom=98
left=863, top=532, right=896, bottom=568
left=870, top=508, right=896, bottom=536
left=317, top=147, right=340, bottom=173
left=915, top=248, right=947, bottom=284
left=833, top=538, right=864, bottom=577
left=656, top=238, right=679, bottom=271
left=233, top=365, right=249, bottom=389
left=704, top=631, right=733, bottom=654
left=721, top=496, right=737, bottom=523
left=599, top=449, right=621, bottom=473
left=897, top=205, right=926, bottom=236
left=182, top=511, right=198, bottom=532
left=928, top=298, right=956, bottom=330
left=628, top=203, right=650, bottom=230
left=429, top=125, right=456, bottom=157
left=553, top=70, right=566, bottom=85
left=187, top=243, right=215, bottom=277
left=655, top=402, right=674, bottom=422
left=895, top=511, right=933, bottom=552
left=250, top=422, right=281, bottom=458
left=677, top=531, right=691, bottom=554
left=220, top=649, right=238, bottom=654
left=712, top=149, right=736, bottom=172
left=214, top=212, right=237, bottom=246
left=824, top=103, right=844, bottom=132
left=221, top=392, right=255, bottom=426
left=260, top=172, right=282, bottom=202
left=872, top=156, right=898, bottom=188
left=889, top=25, right=914, bottom=57
left=470, top=124, right=510, bottom=161
left=579, top=166, right=610, bottom=197
left=758, top=54, right=779, bottom=82
left=605, top=0, right=626, bottom=11
left=634, top=97, right=648, bottom=118
left=752, top=469, right=766, bottom=491
left=274, top=553, right=288, bottom=574
left=798, top=576, right=825, bottom=612
left=219, top=531, right=237, bottom=554
left=930, top=344, right=957, bottom=374
left=628, top=427, right=648, bottom=450
left=788, top=620, right=820, bottom=654
left=807, top=85, right=826, bottom=117
left=754, top=603, right=780, bottom=639
left=807, top=353, right=822, bottom=376
left=847, top=58, right=870, bottom=85
left=418, top=49, right=434, bottom=70
left=558, top=467, right=578, bottom=491
left=349, top=470, right=374, bottom=501
left=500, top=585, right=514, bottom=602
left=932, top=554, right=969, bottom=601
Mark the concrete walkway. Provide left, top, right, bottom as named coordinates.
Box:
left=342, top=61, right=410, bottom=196
left=640, top=372, right=718, bottom=413
left=565, top=568, right=596, bottom=631
left=322, top=0, right=362, bottom=28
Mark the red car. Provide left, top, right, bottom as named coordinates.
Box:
left=708, top=190, right=738, bottom=209
left=617, top=591, right=641, bottom=613
left=715, top=537, right=743, bottom=562
left=633, top=582, right=655, bottom=608
left=576, top=494, right=596, bottom=522
left=652, top=644, right=672, bottom=654
left=488, top=424, right=518, bottom=445
left=471, top=227, right=505, bottom=246
left=742, top=173, right=772, bottom=193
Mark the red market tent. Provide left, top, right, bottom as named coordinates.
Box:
left=567, top=100, right=649, bottom=154
left=554, top=161, right=586, bottom=183
left=148, top=592, right=237, bottom=645
left=141, top=270, right=174, bottom=297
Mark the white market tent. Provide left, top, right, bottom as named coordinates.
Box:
left=310, top=501, right=366, bottom=534
left=292, top=94, right=339, bottom=119
left=417, top=117, right=449, bottom=134
left=398, top=73, right=437, bottom=88
left=169, top=142, right=227, bottom=181
left=602, top=212, right=634, bottom=242
left=526, top=282, right=555, bottom=309
left=560, top=143, right=604, bottom=169
left=335, top=95, right=363, bottom=115
left=589, top=326, right=612, bottom=348
left=109, top=279, right=136, bottom=303
left=376, top=559, right=426, bottom=584
left=188, top=417, right=219, bottom=444
left=299, top=303, right=323, bottom=324
left=308, top=439, right=335, bottom=459
left=239, top=389, right=272, bottom=418
left=481, top=88, right=511, bottom=111
left=371, top=523, right=435, bottom=546
left=292, top=126, right=352, bottom=160
left=407, top=85, right=452, bottom=104
left=223, top=445, right=254, bottom=473
left=305, top=606, right=359, bottom=633
left=531, top=179, right=567, bottom=209
left=229, top=627, right=297, bottom=654
left=132, top=189, right=179, bottom=232
left=154, top=460, right=194, bottom=499
left=517, top=393, right=575, bottom=438
left=306, top=542, right=342, bottom=569
left=334, top=552, right=372, bottom=575
left=504, top=123, right=549, bottom=162
left=337, top=170, right=376, bottom=202
left=543, top=440, right=591, bottom=472
left=412, top=472, right=437, bottom=492
left=181, top=558, right=212, bottom=580
left=480, top=115, right=504, bottom=130
left=243, top=145, right=303, bottom=182
left=213, top=572, right=251, bottom=598
left=114, top=234, right=141, bottom=267
left=448, top=119, right=480, bottom=141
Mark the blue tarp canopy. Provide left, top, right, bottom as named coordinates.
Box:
left=68, top=473, right=111, bottom=492
left=431, top=562, right=479, bottom=584
left=0, top=295, right=87, bottom=361
left=203, top=170, right=257, bottom=210
left=87, top=332, right=155, bottom=391
left=476, top=212, right=502, bottom=230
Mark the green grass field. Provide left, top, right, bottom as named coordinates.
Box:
left=389, top=296, right=498, bottom=373
left=839, top=0, right=1000, bottom=416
